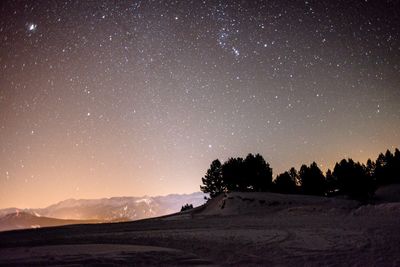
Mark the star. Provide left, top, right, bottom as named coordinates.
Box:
left=232, top=47, right=240, bottom=57
left=27, top=23, right=37, bottom=32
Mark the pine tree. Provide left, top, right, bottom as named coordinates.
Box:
left=299, top=162, right=326, bottom=196
left=200, top=159, right=224, bottom=198
left=325, top=169, right=338, bottom=195
left=274, top=171, right=296, bottom=194
left=244, top=153, right=273, bottom=191
left=333, top=159, right=375, bottom=199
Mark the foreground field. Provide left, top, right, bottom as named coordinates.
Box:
left=0, top=191, right=399, bottom=266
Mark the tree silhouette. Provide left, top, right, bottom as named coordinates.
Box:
left=366, top=158, right=376, bottom=177
left=333, top=159, right=375, bottom=200
left=325, top=169, right=338, bottom=196
left=375, top=152, right=387, bottom=185
left=222, top=157, right=246, bottom=191
left=200, top=159, right=224, bottom=198
left=288, top=167, right=299, bottom=186
left=201, top=154, right=273, bottom=194
left=375, top=149, right=400, bottom=185
left=299, top=162, right=326, bottom=196
left=274, top=171, right=297, bottom=194
left=395, top=148, right=400, bottom=183
left=244, top=153, right=273, bottom=191
left=200, top=148, right=399, bottom=201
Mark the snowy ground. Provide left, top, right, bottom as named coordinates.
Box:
left=0, top=190, right=399, bottom=266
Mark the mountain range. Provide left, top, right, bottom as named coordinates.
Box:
left=0, top=192, right=207, bottom=231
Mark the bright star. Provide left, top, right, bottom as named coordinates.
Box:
left=232, top=47, right=240, bottom=56
left=27, top=23, right=37, bottom=32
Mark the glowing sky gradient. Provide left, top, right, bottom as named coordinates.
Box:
left=1, top=0, right=399, bottom=208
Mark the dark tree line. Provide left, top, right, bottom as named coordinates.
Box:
left=200, top=154, right=272, bottom=198
left=181, top=203, right=194, bottom=212
left=200, top=148, right=400, bottom=200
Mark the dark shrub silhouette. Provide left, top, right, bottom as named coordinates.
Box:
left=181, top=203, right=193, bottom=212
left=200, top=159, right=224, bottom=198
left=333, top=159, right=375, bottom=200
left=274, top=171, right=297, bottom=194
left=299, top=162, right=326, bottom=196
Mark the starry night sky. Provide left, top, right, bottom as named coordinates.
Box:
left=1, top=0, right=399, bottom=208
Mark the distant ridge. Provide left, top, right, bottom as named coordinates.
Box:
left=0, top=211, right=102, bottom=232
left=0, top=192, right=207, bottom=232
